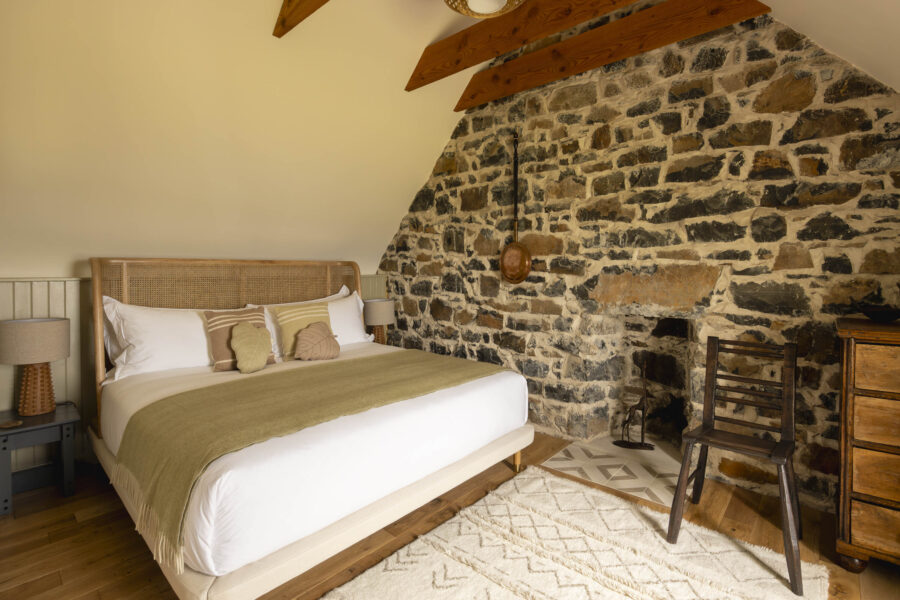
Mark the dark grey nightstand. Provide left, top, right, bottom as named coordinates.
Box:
left=0, top=404, right=80, bottom=515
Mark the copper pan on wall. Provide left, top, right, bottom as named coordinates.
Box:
left=500, top=131, right=531, bottom=284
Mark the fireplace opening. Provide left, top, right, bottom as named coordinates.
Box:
left=613, top=316, right=694, bottom=447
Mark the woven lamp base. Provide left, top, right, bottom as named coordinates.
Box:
left=373, top=325, right=386, bottom=345
left=18, top=362, right=56, bottom=416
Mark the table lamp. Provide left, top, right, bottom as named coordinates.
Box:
left=0, top=318, right=70, bottom=416
left=363, top=299, right=396, bottom=345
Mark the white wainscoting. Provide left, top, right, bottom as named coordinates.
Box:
left=360, top=274, right=388, bottom=299
left=0, top=278, right=91, bottom=472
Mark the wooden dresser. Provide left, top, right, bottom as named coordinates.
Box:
left=836, top=318, right=900, bottom=572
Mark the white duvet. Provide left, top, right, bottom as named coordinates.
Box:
left=100, top=342, right=528, bottom=576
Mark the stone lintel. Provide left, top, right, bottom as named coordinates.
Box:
left=590, top=264, right=723, bottom=311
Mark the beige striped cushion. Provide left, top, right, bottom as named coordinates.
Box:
left=271, top=301, right=331, bottom=358
left=203, top=307, right=274, bottom=371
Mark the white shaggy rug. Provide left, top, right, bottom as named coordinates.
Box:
left=325, top=467, right=828, bottom=600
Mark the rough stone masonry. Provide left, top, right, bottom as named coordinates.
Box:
left=379, top=5, right=900, bottom=509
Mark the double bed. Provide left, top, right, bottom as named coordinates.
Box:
left=88, top=257, right=533, bottom=600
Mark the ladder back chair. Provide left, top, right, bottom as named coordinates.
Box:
left=666, top=337, right=803, bottom=596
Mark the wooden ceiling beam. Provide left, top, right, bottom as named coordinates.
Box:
left=273, top=0, right=331, bottom=38
left=455, top=0, right=770, bottom=111
left=407, top=0, right=639, bottom=92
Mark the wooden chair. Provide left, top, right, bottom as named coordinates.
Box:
left=666, top=337, right=803, bottom=596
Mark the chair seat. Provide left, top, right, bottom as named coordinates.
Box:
left=683, top=426, right=795, bottom=464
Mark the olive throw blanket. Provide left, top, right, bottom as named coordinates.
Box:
left=112, top=349, right=506, bottom=574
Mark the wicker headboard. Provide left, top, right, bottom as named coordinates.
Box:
left=90, top=257, right=361, bottom=427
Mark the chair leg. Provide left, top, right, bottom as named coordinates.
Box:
left=691, top=445, right=708, bottom=504
left=777, top=464, right=803, bottom=596
left=666, top=441, right=695, bottom=544
left=785, top=458, right=802, bottom=541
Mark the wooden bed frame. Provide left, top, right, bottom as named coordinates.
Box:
left=89, top=257, right=534, bottom=600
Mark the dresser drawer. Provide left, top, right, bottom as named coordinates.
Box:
left=854, top=396, right=900, bottom=446
left=851, top=500, right=900, bottom=556
left=855, top=343, right=900, bottom=393
left=853, top=448, right=900, bottom=503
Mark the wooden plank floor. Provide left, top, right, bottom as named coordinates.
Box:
left=0, top=433, right=895, bottom=599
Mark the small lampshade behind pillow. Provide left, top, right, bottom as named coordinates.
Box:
left=363, top=299, right=397, bottom=327
left=363, top=299, right=396, bottom=345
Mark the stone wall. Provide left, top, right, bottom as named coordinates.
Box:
left=379, top=7, right=900, bottom=508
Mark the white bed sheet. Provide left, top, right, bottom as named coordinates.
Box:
left=99, top=342, right=528, bottom=576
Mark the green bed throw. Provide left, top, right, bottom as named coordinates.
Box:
left=112, top=349, right=506, bottom=573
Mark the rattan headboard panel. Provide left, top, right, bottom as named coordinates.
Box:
left=90, top=257, right=361, bottom=430
left=95, top=259, right=359, bottom=309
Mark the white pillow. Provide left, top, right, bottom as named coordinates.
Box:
left=328, top=292, right=374, bottom=346
left=249, top=285, right=351, bottom=360
left=102, top=296, right=211, bottom=380
left=102, top=310, right=124, bottom=366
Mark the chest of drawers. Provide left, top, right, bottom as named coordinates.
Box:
left=836, top=318, right=900, bottom=572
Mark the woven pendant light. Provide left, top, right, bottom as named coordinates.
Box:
left=444, top=0, right=526, bottom=18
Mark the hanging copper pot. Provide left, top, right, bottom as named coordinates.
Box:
left=500, top=131, right=531, bottom=284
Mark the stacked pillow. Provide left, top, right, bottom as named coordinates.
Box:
left=202, top=307, right=274, bottom=371
left=326, top=293, right=373, bottom=346
left=270, top=301, right=331, bottom=358
left=102, top=287, right=373, bottom=381
left=265, top=292, right=371, bottom=357
left=102, top=297, right=211, bottom=380
left=248, top=285, right=351, bottom=361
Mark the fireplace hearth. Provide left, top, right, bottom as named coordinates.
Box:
left=614, top=315, right=694, bottom=447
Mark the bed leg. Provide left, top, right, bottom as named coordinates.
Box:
left=513, top=451, right=522, bottom=473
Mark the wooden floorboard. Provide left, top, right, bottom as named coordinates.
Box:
left=0, top=433, right=893, bottom=599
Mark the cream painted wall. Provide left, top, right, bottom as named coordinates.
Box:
left=0, top=1, right=474, bottom=277
left=767, top=0, right=900, bottom=92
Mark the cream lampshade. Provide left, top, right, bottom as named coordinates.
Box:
left=0, top=318, right=70, bottom=416
left=363, top=299, right=396, bottom=345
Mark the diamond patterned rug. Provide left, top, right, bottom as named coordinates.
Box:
left=542, top=435, right=682, bottom=507
left=325, top=468, right=828, bottom=600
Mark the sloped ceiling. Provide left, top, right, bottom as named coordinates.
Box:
left=0, top=1, right=475, bottom=277
left=765, top=0, right=899, bottom=92
left=0, top=1, right=896, bottom=278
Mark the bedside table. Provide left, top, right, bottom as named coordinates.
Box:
left=0, top=403, right=80, bottom=515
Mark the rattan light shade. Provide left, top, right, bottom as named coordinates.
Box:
left=444, top=0, right=526, bottom=18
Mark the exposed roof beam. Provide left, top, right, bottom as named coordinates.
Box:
left=273, top=0, right=331, bottom=38
left=406, top=0, right=638, bottom=91
left=455, top=0, right=770, bottom=111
